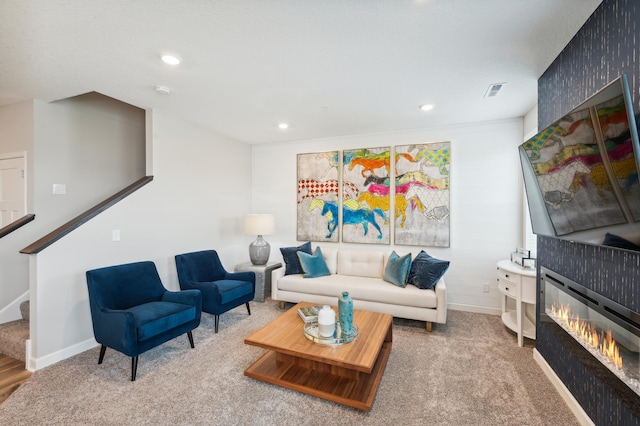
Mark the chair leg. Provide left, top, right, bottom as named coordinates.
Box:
left=98, top=345, right=107, bottom=364
left=187, top=331, right=195, bottom=348
left=246, top=302, right=251, bottom=315
left=214, top=315, right=219, bottom=333
left=131, top=356, right=139, bottom=381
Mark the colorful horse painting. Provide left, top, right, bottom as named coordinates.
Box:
left=310, top=200, right=387, bottom=239
left=297, top=179, right=359, bottom=204
left=404, top=185, right=450, bottom=223
left=348, top=151, right=414, bottom=177
left=414, top=147, right=450, bottom=175
left=357, top=192, right=409, bottom=227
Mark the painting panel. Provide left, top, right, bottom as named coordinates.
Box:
left=394, top=142, right=450, bottom=247
left=342, top=147, right=390, bottom=244
left=297, top=151, right=340, bottom=242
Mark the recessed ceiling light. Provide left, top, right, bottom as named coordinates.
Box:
left=278, top=123, right=289, bottom=130
left=161, top=54, right=181, bottom=65
left=419, top=104, right=435, bottom=111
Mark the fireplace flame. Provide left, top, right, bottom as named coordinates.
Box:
left=550, top=303, right=623, bottom=369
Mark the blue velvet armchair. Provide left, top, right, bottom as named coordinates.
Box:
left=175, top=250, right=255, bottom=333
left=86, top=261, right=202, bottom=381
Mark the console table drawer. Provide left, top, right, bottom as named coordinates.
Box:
left=498, top=268, right=520, bottom=285
left=498, top=279, right=517, bottom=298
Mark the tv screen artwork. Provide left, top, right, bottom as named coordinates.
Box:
left=520, top=74, right=640, bottom=243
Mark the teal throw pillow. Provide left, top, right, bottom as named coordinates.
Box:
left=280, top=242, right=312, bottom=275
left=407, top=250, right=449, bottom=290
left=383, top=251, right=412, bottom=287
left=297, top=247, right=331, bottom=278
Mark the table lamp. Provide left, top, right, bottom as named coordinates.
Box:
left=244, top=214, right=275, bottom=265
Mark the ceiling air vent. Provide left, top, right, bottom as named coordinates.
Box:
left=484, top=82, right=506, bottom=98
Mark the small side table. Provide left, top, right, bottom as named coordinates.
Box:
left=234, top=261, right=282, bottom=303
left=497, top=260, right=537, bottom=347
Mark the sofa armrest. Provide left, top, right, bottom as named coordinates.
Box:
left=434, top=278, right=447, bottom=324
left=162, top=289, right=202, bottom=313
left=271, top=267, right=286, bottom=300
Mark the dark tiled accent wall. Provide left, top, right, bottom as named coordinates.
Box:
left=537, top=236, right=639, bottom=312
left=539, top=0, right=640, bottom=129
left=537, top=238, right=640, bottom=425
left=536, top=0, right=640, bottom=423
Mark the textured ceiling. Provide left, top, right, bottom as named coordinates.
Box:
left=0, top=0, right=602, bottom=144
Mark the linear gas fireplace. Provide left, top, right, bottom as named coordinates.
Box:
left=540, top=267, right=640, bottom=399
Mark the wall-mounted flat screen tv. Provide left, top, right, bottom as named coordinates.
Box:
left=519, top=74, right=640, bottom=249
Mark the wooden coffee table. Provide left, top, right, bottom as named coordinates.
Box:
left=244, top=302, right=392, bottom=411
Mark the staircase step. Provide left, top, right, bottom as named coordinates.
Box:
left=0, top=319, right=29, bottom=362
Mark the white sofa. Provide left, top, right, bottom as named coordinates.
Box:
left=271, top=247, right=447, bottom=331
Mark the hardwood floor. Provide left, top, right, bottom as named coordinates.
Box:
left=0, top=353, right=31, bottom=404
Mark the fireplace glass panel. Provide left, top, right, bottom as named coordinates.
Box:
left=543, top=278, right=639, bottom=397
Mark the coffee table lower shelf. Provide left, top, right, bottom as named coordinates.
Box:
left=244, top=340, right=392, bottom=412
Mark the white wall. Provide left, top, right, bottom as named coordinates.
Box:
left=0, top=94, right=147, bottom=322
left=0, top=100, right=34, bottom=311
left=28, top=109, right=252, bottom=369
left=252, top=118, right=524, bottom=313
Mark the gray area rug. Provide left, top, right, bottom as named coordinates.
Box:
left=0, top=300, right=579, bottom=425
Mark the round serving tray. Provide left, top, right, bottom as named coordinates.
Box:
left=303, top=323, right=358, bottom=346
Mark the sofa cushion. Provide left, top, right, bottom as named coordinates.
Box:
left=129, top=301, right=197, bottom=341
left=278, top=274, right=437, bottom=309
left=337, top=250, right=384, bottom=278
left=297, top=247, right=331, bottom=278
left=280, top=242, right=312, bottom=275
left=407, top=250, right=449, bottom=290
left=384, top=251, right=412, bottom=287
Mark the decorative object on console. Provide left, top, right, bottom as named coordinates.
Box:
left=317, top=305, right=336, bottom=338
left=407, top=250, right=450, bottom=290
left=280, top=241, right=312, bottom=275
left=342, top=147, right=391, bottom=244
left=244, top=214, right=275, bottom=265
left=297, top=246, right=331, bottom=278
left=510, top=247, right=536, bottom=269
left=395, top=142, right=451, bottom=247
left=296, top=151, right=340, bottom=242
left=338, top=291, right=354, bottom=336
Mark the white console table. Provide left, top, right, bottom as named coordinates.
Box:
left=497, top=260, right=536, bottom=347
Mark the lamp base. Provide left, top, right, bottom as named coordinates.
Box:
left=249, top=235, right=270, bottom=265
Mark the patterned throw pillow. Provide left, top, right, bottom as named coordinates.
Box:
left=407, top=250, right=449, bottom=290
left=280, top=242, right=312, bottom=275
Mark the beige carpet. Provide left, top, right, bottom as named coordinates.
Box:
left=0, top=300, right=579, bottom=425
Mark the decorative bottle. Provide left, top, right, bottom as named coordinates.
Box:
left=338, top=291, right=353, bottom=336
left=317, top=305, right=335, bottom=338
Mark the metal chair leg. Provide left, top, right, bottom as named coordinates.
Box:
left=98, top=345, right=107, bottom=364
left=246, top=302, right=251, bottom=315
left=131, top=356, right=139, bottom=381
left=187, top=331, right=194, bottom=348
left=214, top=315, right=219, bottom=333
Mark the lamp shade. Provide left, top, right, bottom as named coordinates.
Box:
left=244, top=214, right=275, bottom=236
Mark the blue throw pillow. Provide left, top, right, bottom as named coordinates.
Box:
left=297, top=247, right=331, bottom=278
left=407, top=250, right=449, bottom=290
left=280, top=242, right=312, bottom=275
left=384, top=251, right=412, bottom=287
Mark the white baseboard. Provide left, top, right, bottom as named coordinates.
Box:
left=533, top=349, right=595, bottom=426
left=0, top=291, right=29, bottom=323
left=447, top=302, right=501, bottom=316
left=28, top=337, right=98, bottom=371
